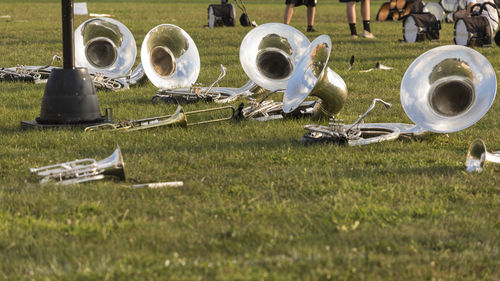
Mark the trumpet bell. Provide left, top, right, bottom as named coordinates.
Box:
left=75, top=17, right=136, bottom=77
left=141, top=24, right=200, bottom=89
left=466, top=138, right=500, bottom=172
left=466, top=138, right=487, bottom=172
left=282, top=35, right=347, bottom=119
left=239, top=23, right=310, bottom=91
left=400, top=45, right=496, bottom=133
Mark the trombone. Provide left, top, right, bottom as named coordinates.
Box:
left=84, top=104, right=236, bottom=132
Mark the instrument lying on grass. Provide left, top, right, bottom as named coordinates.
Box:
left=30, top=146, right=125, bottom=185
left=294, top=45, right=496, bottom=145
left=84, top=105, right=236, bottom=132
left=239, top=23, right=310, bottom=91
left=282, top=35, right=348, bottom=120
left=74, top=17, right=146, bottom=90
left=0, top=55, right=61, bottom=83
left=152, top=65, right=263, bottom=104
left=466, top=139, right=500, bottom=172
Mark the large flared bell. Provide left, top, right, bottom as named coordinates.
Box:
left=400, top=45, right=496, bottom=133
left=282, top=35, right=348, bottom=119
left=74, top=17, right=137, bottom=77
left=239, top=23, right=310, bottom=91
left=37, top=67, right=103, bottom=124
left=141, top=24, right=200, bottom=89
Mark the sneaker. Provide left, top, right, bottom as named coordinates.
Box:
left=361, top=30, right=375, bottom=39
left=307, top=26, right=316, bottom=32
left=351, top=34, right=358, bottom=39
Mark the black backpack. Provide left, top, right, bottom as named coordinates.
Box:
left=208, top=3, right=235, bottom=27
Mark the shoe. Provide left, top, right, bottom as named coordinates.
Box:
left=351, top=34, right=358, bottom=39
left=361, top=30, right=375, bottom=39
left=307, top=27, right=316, bottom=32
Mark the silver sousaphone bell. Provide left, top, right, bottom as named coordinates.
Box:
left=239, top=23, right=310, bottom=91
left=401, top=45, right=496, bottom=133
left=75, top=17, right=137, bottom=78
left=141, top=24, right=200, bottom=89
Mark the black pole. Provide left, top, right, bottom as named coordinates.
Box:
left=61, top=0, right=74, bottom=69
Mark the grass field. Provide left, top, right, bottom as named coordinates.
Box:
left=0, top=0, right=499, bottom=280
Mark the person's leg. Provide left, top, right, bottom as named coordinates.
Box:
left=306, top=6, right=316, bottom=31
left=346, top=2, right=357, bottom=36
left=347, top=1, right=356, bottom=23
left=284, top=4, right=295, bottom=24
left=307, top=6, right=315, bottom=26
left=361, top=0, right=375, bottom=37
left=361, top=0, right=370, bottom=21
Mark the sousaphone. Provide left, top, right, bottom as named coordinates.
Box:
left=239, top=23, right=310, bottom=91
left=282, top=35, right=348, bottom=120
left=75, top=17, right=137, bottom=78
left=290, top=45, right=496, bottom=145
left=400, top=45, right=496, bottom=133
left=141, top=24, right=200, bottom=89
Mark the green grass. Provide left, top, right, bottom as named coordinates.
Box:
left=1, top=0, right=499, bottom=280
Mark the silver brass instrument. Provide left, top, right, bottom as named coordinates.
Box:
left=0, top=55, right=61, bottom=83
left=75, top=17, right=137, bottom=77
left=30, top=146, right=125, bottom=185
left=300, top=45, right=496, bottom=146
left=466, top=139, right=500, bottom=172
left=401, top=45, right=496, bottom=133
left=239, top=23, right=310, bottom=91
left=74, top=18, right=145, bottom=91
left=84, top=104, right=235, bottom=132
left=141, top=24, right=200, bottom=89
left=282, top=35, right=348, bottom=120
left=152, top=65, right=260, bottom=104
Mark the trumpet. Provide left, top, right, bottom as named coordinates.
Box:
left=466, top=138, right=500, bottom=172
left=84, top=104, right=236, bottom=132
left=30, top=146, right=125, bottom=185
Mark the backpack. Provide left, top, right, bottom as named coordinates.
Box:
left=208, top=3, right=236, bottom=28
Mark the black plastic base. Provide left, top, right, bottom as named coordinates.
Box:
left=37, top=67, right=103, bottom=124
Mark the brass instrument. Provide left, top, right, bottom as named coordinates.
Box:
left=0, top=55, right=61, bottom=83
left=84, top=105, right=235, bottom=132
left=141, top=24, right=200, bottom=89
left=239, top=23, right=310, bottom=91
left=466, top=139, right=500, bottom=172
left=152, top=65, right=261, bottom=104
left=30, top=146, right=125, bottom=185
left=300, top=45, right=496, bottom=145
left=75, top=17, right=136, bottom=77
left=282, top=35, right=348, bottom=120
left=400, top=45, right=496, bottom=133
